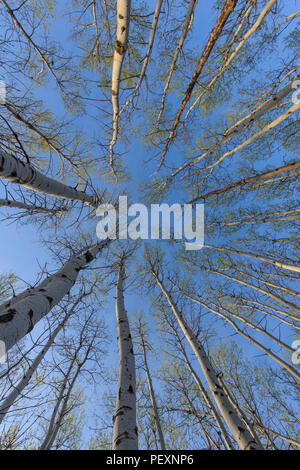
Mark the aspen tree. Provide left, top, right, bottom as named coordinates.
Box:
left=112, top=254, right=138, bottom=450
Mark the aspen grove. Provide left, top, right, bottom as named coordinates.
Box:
left=0, top=0, right=299, bottom=451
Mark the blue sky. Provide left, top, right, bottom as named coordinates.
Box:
left=0, top=0, right=299, bottom=448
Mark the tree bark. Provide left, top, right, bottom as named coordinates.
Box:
left=156, top=0, right=198, bottom=125
left=139, top=327, right=166, bottom=450
left=0, top=150, right=97, bottom=207
left=189, top=161, right=300, bottom=204
left=150, top=269, right=263, bottom=450
left=110, top=0, right=131, bottom=176
left=121, top=0, right=163, bottom=115
left=113, top=256, right=138, bottom=450
left=0, top=241, right=108, bottom=352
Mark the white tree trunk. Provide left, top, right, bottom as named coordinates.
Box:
left=109, top=0, right=131, bottom=174
left=113, top=257, right=138, bottom=450
left=0, top=150, right=97, bottom=207
left=0, top=241, right=108, bottom=352
left=151, top=271, right=263, bottom=450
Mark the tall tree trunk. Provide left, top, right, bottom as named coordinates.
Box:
left=113, top=256, right=138, bottom=450
left=0, top=198, right=62, bottom=214
left=189, top=161, right=300, bottom=204
left=156, top=0, right=198, bottom=125
left=150, top=269, right=263, bottom=450
left=183, top=0, right=278, bottom=123
left=164, top=70, right=300, bottom=185
left=159, top=0, right=237, bottom=166
left=0, top=150, right=97, bottom=207
left=109, top=0, right=131, bottom=176
left=0, top=241, right=108, bottom=352
left=121, top=0, right=163, bottom=115
left=138, top=326, right=166, bottom=450
left=165, top=316, right=235, bottom=450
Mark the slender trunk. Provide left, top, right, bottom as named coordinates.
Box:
left=120, top=0, right=163, bottom=115
left=140, top=333, right=166, bottom=450
left=183, top=0, right=277, bottom=123
left=0, top=198, right=62, bottom=214
left=202, top=243, right=300, bottom=274
left=0, top=241, right=108, bottom=352
left=219, top=377, right=263, bottom=448
left=160, top=0, right=237, bottom=166
left=156, top=0, right=198, bottom=125
left=205, top=267, right=300, bottom=318
left=189, top=161, right=300, bottom=204
left=207, top=209, right=300, bottom=230
left=164, top=70, right=300, bottom=185
left=42, top=338, right=93, bottom=450
left=113, top=257, right=138, bottom=450
left=0, top=312, right=70, bottom=424
left=39, top=355, right=77, bottom=450
left=184, top=292, right=300, bottom=381
left=0, top=150, right=97, bottom=207
left=238, top=298, right=300, bottom=327
left=169, top=322, right=234, bottom=450
left=151, top=270, right=263, bottom=450
left=109, top=0, right=131, bottom=176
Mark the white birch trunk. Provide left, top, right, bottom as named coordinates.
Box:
left=0, top=241, right=108, bottom=352
left=151, top=271, right=263, bottom=450
left=113, top=257, right=138, bottom=450
left=0, top=150, right=97, bottom=207
left=109, top=0, right=131, bottom=175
